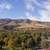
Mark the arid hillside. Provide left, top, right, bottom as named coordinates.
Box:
left=0, top=19, right=50, bottom=28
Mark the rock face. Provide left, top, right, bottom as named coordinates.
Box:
left=0, top=19, right=50, bottom=29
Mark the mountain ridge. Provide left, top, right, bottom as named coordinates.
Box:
left=0, top=19, right=50, bottom=29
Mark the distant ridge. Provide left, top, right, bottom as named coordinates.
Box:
left=0, top=18, right=50, bottom=28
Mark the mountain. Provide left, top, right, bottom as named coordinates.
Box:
left=0, top=19, right=50, bottom=30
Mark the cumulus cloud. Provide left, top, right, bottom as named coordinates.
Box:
left=0, top=3, right=13, bottom=10
left=24, top=0, right=50, bottom=22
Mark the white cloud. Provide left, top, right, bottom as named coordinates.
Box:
left=25, top=12, right=31, bottom=17
left=5, top=4, right=12, bottom=10
left=24, top=0, right=41, bottom=21
left=39, top=0, right=50, bottom=22
left=26, top=4, right=34, bottom=11
left=0, top=3, right=13, bottom=10
left=24, top=0, right=34, bottom=17
left=28, top=16, right=39, bottom=21
left=24, top=0, right=50, bottom=22
left=40, top=10, right=50, bottom=22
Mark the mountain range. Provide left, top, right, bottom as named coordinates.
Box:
left=0, top=19, right=50, bottom=30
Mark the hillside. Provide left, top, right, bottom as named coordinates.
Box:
left=0, top=19, right=49, bottom=28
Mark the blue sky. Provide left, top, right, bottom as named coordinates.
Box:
left=0, top=0, right=50, bottom=21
